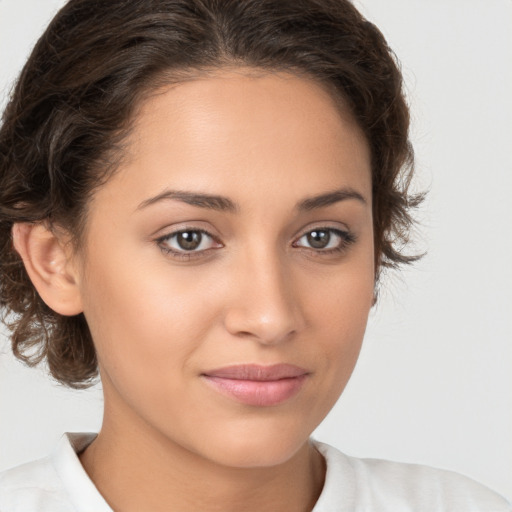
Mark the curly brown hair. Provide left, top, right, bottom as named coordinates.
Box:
left=0, top=0, right=421, bottom=388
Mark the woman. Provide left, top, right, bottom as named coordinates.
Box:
left=0, top=0, right=510, bottom=510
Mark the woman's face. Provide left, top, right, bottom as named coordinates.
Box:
left=76, top=69, right=374, bottom=467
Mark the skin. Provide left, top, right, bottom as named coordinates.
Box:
left=14, top=69, right=375, bottom=511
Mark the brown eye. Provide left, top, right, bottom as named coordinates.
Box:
left=306, top=230, right=331, bottom=249
left=294, top=227, right=355, bottom=252
left=158, top=229, right=220, bottom=255
left=176, top=231, right=203, bottom=251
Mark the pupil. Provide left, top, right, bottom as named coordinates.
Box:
left=177, top=231, right=201, bottom=250
left=307, top=230, right=330, bottom=249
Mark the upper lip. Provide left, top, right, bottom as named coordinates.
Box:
left=202, top=364, right=309, bottom=381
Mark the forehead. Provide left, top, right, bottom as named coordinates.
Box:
left=92, top=69, right=371, bottom=215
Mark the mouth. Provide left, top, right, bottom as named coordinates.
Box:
left=201, top=364, right=309, bottom=407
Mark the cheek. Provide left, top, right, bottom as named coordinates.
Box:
left=317, top=292, right=370, bottom=373
left=79, top=266, right=213, bottom=433
left=85, top=275, right=193, bottom=353
left=307, top=258, right=374, bottom=383
left=79, top=243, right=238, bottom=399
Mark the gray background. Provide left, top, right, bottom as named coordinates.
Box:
left=1, top=0, right=511, bottom=501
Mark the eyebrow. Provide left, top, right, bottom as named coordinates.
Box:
left=136, top=187, right=366, bottom=213
left=297, top=188, right=367, bottom=211
left=137, top=190, right=239, bottom=212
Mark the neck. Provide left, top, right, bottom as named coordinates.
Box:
left=79, top=406, right=326, bottom=512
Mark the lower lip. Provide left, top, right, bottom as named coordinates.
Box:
left=202, top=375, right=308, bottom=406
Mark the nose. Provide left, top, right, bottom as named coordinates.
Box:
left=222, top=249, right=305, bottom=345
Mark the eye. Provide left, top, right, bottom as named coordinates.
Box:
left=157, top=228, right=221, bottom=257
left=293, top=227, right=355, bottom=253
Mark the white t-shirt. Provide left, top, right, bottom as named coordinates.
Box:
left=0, top=433, right=510, bottom=511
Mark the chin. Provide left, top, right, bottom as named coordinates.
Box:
left=186, top=417, right=314, bottom=469
left=210, top=440, right=307, bottom=469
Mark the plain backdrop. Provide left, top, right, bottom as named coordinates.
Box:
left=1, top=0, right=511, bottom=501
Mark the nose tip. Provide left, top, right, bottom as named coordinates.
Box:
left=222, top=265, right=304, bottom=345
left=224, top=309, right=297, bottom=345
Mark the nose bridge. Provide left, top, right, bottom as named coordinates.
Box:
left=223, top=242, right=303, bottom=344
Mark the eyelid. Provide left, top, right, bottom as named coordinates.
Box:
left=150, top=219, right=220, bottom=238
left=293, top=222, right=350, bottom=242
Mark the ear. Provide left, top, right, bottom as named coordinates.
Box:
left=11, top=222, right=83, bottom=316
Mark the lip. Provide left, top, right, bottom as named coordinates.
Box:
left=201, top=364, right=309, bottom=407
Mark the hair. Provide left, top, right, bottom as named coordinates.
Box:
left=0, top=0, right=421, bottom=388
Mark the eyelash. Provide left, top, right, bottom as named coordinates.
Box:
left=156, top=228, right=220, bottom=261
left=293, top=228, right=356, bottom=256
left=156, top=226, right=356, bottom=261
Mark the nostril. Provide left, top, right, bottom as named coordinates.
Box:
left=223, top=306, right=299, bottom=345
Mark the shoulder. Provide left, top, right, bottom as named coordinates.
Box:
left=313, top=441, right=512, bottom=512
left=0, top=432, right=108, bottom=512
left=0, top=455, right=75, bottom=511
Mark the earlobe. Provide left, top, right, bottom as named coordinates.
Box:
left=11, top=222, right=84, bottom=316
